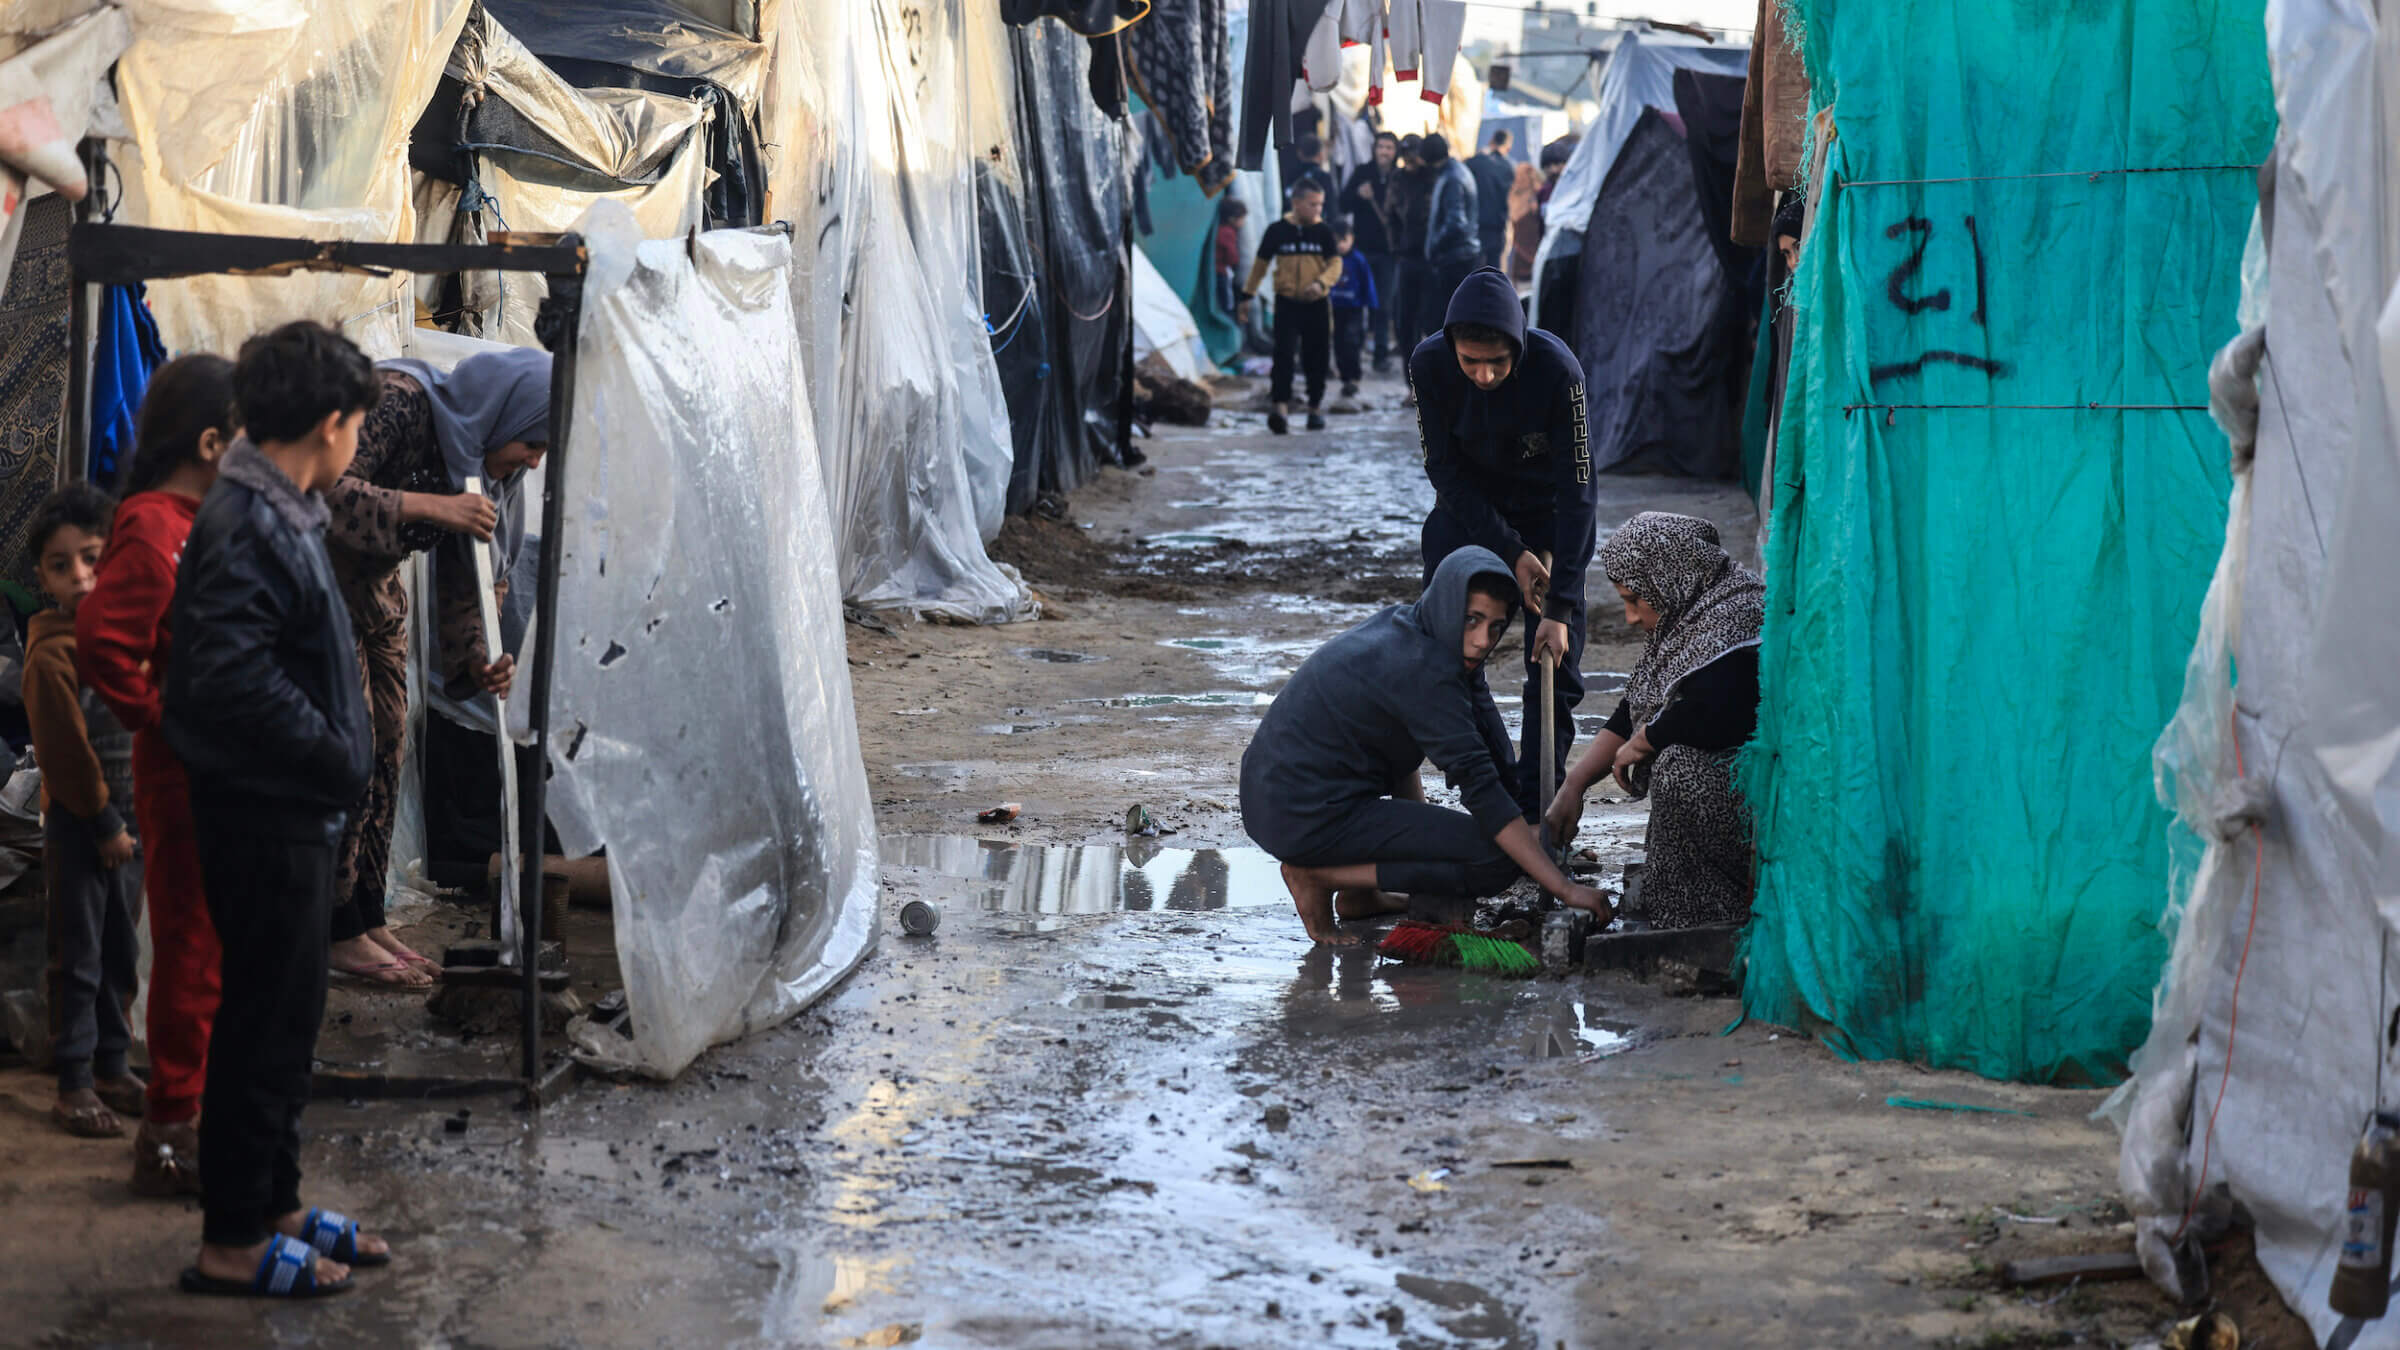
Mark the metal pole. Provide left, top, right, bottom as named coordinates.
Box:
left=519, top=248, right=584, bottom=1096
left=61, top=137, right=104, bottom=486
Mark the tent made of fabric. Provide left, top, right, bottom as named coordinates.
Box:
left=1740, top=1, right=2272, bottom=1083
left=2111, top=7, right=2400, bottom=1340
left=1570, top=95, right=1752, bottom=478
left=1132, top=243, right=1208, bottom=380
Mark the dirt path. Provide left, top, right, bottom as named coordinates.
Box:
left=0, top=377, right=2303, bottom=1348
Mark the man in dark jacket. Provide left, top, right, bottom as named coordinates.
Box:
left=1408, top=267, right=1595, bottom=820
left=1339, top=131, right=1403, bottom=371
left=1468, top=130, right=1517, bottom=269
left=1417, top=134, right=1482, bottom=345
left=166, top=320, right=381, bottom=1299
left=1240, top=546, right=1611, bottom=944
left=1389, top=136, right=1435, bottom=352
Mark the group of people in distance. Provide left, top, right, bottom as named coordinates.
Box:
left=1240, top=268, right=1763, bottom=943
left=38, top=320, right=550, bottom=1298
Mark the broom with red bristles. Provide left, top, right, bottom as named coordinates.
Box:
left=1376, top=920, right=1540, bottom=976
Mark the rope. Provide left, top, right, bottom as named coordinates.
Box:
left=1840, top=164, right=2258, bottom=189
left=1063, top=288, right=1117, bottom=324
left=1842, top=402, right=2206, bottom=414
left=989, top=291, right=1040, bottom=359
left=2171, top=711, right=2264, bottom=1245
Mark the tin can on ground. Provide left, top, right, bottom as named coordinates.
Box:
left=898, top=900, right=941, bottom=937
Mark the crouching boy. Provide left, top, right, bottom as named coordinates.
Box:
left=165, top=321, right=384, bottom=1298
left=28, top=483, right=143, bottom=1138
left=1238, top=546, right=1611, bottom=944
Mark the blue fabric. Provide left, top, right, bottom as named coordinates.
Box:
left=1328, top=253, right=1378, bottom=310
left=89, top=285, right=165, bottom=489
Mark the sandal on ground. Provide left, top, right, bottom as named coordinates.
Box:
left=51, top=1095, right=124, bottom=1138
left=93, top=1076, right=146, bottom=1117
left=297, top=1207, right=389, bottom=1268
left=329, top=958, right=421, bottom=987
left=130, top=1119, right=203, bottom=1197
left=384, top=946, right=441, bottom=975
left=180, top=1233, right=352, bottom=1299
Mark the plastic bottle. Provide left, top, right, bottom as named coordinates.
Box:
left=2330, top=1112, right=2400, bottom=1318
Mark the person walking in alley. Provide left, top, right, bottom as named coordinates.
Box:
left=28, top=483, right=144, bottom=1141
left=1417, top=134, right=1483, bottom=345
left=167, top=321, right=382, bottom=1298
left=1339, top=130, right=1403, bottom=372
left=1469, top=129, right=1516, bottom=270
left=1409, top=266, right=1593, bottom=819
left=78, top=354, right=236, bottom=1195
left=1327, top=217, right=1379, bottom=402
left=1237, top=181, right=1342, bottom=434
left=1545, top=513, right=1760, bottom=927
left=1240, top=547, right=1612, bottom=944
left=1390, top=136, right=1434, bottom=356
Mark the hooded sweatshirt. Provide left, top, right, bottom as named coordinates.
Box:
left=1239, top=546, right=1523, bottom=847
left=1424, top=155, right=1482, bottom=264
left=1406, top=266, right=1596, bottom=625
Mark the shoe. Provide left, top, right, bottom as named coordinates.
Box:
left=130, top=1117, right=204, bottom=1197
left=1306, top=409, right=1328, bottom=431
left=1267, top=403, right=1289, bottom=435
left=1372, top=357, right=1393, bottom=374
left=1340, top=381, right=1359, bottom=398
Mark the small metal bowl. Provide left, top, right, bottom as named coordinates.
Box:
left=898, top=899, right=941, bottom=937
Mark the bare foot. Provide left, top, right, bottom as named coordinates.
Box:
left=1283, top=863, right=1358, bottom=946
left=1333, top=888, right=1408, bottom=920
left=365, top=927, right=440, bottom=974
left=331, top=935, right=431, bottom=987
left=52, top=1086, right=124, bottom=1138
left=194, top=1237, right=348, bottom=1289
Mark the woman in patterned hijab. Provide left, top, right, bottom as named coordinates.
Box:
left=1547, top=512, right=1764, bottom=927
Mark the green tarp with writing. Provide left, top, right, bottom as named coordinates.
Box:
left=1739, top=0, right=2273, bottom=1082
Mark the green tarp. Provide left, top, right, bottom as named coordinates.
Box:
left=1739, top=1, right=2274, bottom=1083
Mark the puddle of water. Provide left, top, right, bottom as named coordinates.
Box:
left=1144, top=531, right=1245, bottom=550
left=1015, top=647, right=1106, bottom=664
left=882, top=835, right=1286, bottom=922
left=1084, top=691, right=1276, bottom=710
left=894, top=762, right=973, bottom=783
left=1526, top=1000, right=1635, bottom=1061
left=1156, top=634, right=1319, bottom=687
left=978, top=721, right=1058, bottom=735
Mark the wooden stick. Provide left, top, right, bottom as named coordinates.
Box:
left=1538, top=552, right=1557, bottom=849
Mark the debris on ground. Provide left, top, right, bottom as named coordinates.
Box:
left=976, top=803, right=1021, bottom=824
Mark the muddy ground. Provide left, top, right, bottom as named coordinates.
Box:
left=0, top=374, right=2307, bottom=1348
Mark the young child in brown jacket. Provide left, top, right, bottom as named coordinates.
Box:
left=28, top=481, right=143, bottom=1137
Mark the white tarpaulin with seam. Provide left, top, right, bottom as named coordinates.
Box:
left=2113, top=1, right=2400, bottom=1340
left=551, top=207, right=876, bottom=1079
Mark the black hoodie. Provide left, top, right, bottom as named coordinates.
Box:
left=1240, top=547, right=1523, bottom=850
left=1406, top=266, right=1595, bottom=625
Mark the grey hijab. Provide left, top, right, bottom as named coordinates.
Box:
left=377, top=348, right=552, bottom=568
left=1602, top=512, right=1764, bottom=727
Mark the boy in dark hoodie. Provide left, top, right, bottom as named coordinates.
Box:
left=1239, top=546, right=1611, bottom=945
left=27, top=482, right=144, bottom=1140
left=1408, top=266, right=1594, bottom=819
left=166, top=320, right=380, bottom=1299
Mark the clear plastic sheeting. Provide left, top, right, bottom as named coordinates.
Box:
left=484, top=0, right=768, bottom=110
left=109, top=0, right=472, bottom=357
left=0, top=5, right=129, bottom=296
left=481, top=131, right=707, bottom=347
left=763, top=0, right=1032, bottom=622
left=1529, top=31, right=1747, bottom=308
left=551, top=213, right=877, bottom=1079
left=2115, top=2, right=2400, bottom=1338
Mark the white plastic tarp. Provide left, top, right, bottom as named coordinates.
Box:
left=1529, top=30, right=1748, bottom=299
left=1132, top=243, right=1206, bottom=381
left=550, top=208, right=876, bottom=1079
left=2113, top=2, right=2400, bottom=1341
left=0, top=5, right=128, bottom=296
left=762, top=0, right=1031, bottom=623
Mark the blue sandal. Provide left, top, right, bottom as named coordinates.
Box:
left=297, top=1207, right=390, bottom=1268
left=179, top=1233, right=353, bottom=1298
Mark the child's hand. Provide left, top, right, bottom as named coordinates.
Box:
left=98, top=829, right=135, bottom=870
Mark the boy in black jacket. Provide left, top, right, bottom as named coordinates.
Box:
left=1236, top=181, right=1342, bottom=434
left=166, top=321, right=381, bottom=1299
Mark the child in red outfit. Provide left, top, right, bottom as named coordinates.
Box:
left=76, top=353, right=236, bottom=1197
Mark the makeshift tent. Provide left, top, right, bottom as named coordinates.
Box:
left=1740, top=1, right=2272, bottom=1082
left=1569, top=96, right=1752, bottom=478
left=1131, top=243, right=1207, bottom=380
left=1529, top=30, right=1747, bottom=329
left=2112, top=7, right=2400, bottom=1338
left=553, top=212, right=876, bottom=1078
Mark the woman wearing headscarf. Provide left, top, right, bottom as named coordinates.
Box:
left=321, top=348, right=551, bottom=985
left=1545, top=512, right=1763, bottom=928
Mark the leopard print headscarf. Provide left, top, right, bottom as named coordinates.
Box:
left=1601, top=512, right=1764, bottom=727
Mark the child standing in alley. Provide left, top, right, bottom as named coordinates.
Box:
left=167, top=321, right=381, bottom=1299
left=1236, top=180, right=1342, bottom=435
left=78, top=353, right=237, bottom=1194
left=1326, top=216, right=1379, bottom=403
left=29, top=482, right=144, bottom=1139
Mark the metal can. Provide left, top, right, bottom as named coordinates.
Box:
left=898, top=900, right=941, bottom=937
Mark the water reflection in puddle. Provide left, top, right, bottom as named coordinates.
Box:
left=1156, top=634, right=1318, bottom=687
left=1084, top=690, right=1276, bottom=710
left=882, top=835, right=1286, bottom=922
left=1015, top=647, right=1107, bottom=664
left=1526, top=1001, right=1635, bottom=1061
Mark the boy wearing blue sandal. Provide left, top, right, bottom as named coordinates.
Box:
left=164, top=322, right=383, bottom=1298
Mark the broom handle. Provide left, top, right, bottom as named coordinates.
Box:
left=1538, top=551, right=1557, bottom=841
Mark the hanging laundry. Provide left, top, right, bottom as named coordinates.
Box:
left=87, top=284, right=165, bottom=488
left=1388, top=0, right=1468, bottom=104
left=1127, top=0, right=1237, bottom=194
left=1237, top=0, right=1333, bottom=171
left=999, top=0, right=1151, bottom=35
left=1089, top=30, right=1130, bottom=116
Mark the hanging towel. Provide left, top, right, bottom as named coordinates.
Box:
left=88, top=284, right=165, bottom=489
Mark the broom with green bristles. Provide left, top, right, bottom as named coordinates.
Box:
left=1376, top=920, right=1541, bottom=976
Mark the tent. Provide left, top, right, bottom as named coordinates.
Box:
left=1740, top=0, right=2272, bottom=1083
left=2112, top=7, right=2400, bottom=1339
left=1131, top=243, right=1208, bottom=381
